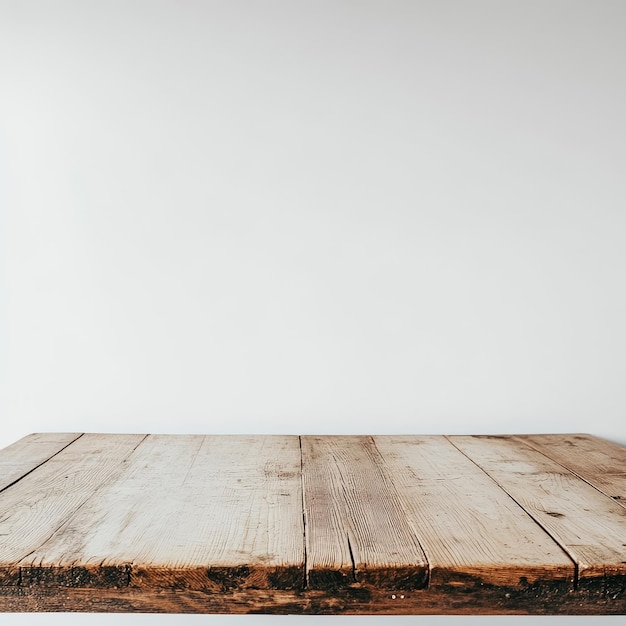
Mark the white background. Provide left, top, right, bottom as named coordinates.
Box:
left=1, top=1, right=625, bottom=624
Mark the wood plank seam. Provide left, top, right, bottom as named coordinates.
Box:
left=3, top=435, right=305, bottom=593
left=444, top=436, right=580, bottom=588
left=0, top=433, right=84, bottom=497
left=369, top=436, right=576, bottom=589
left=300, top=436, right=429, bottom=590
left=449, top=435, right=626, bottom=591
left=366, top=436, right=432, bottom=588
left=298, top=436, right=307, bottom=591
left=513, top=435, right=626, bottom=513
left=338, top=436, right=429, bottom=587
left=17, top=434, right=150, bottom=583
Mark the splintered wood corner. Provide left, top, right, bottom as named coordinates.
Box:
left=0, top=433, right=624, bottom=615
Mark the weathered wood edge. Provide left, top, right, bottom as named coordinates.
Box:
left=7, top=564, right=304, bottom=592
left=0, top=577, right=624, bottom=615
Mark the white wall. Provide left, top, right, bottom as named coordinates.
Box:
left=1, top=1, right=625, bottom=624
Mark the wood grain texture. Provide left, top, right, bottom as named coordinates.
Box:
left=0, top=434, right=145, bottom=586
left=517, top=434, right=626, bottom=502
left=0, top=432, right=82, bottom=493
left=0, top=579, right=624, bottom=615
left=371, top=436, right=574, bottom=586
left=0, top=432, right=624, bottom=614
left=450, top=435, right=626, bottom=583
left=19, top=435, right=304, bottom=591
left=301, top=435, right=428, bottom=589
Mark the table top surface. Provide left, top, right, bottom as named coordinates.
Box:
left=0, top=432, right=624, bottom=615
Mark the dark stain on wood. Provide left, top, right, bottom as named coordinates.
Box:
left=308, top=568, right=354, bottom=591
left=356, top=565, right=429, bottom=590
left=266, top=565, right=304, bottom=591
left=21, top=565, right=130, bottom=588
left=205, top=566, right=250, bottom=591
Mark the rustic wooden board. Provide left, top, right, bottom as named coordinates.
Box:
left=18, top=435, right=305, bottom=591
left=0, top=432, right=624, bottom=614
left=371, top=436, right=574, bottom=586
left=450, top=435, right=626, bottom=584
left=0, top=434, right=146, bottom=586
left=301, top=435, right=428, bottom=589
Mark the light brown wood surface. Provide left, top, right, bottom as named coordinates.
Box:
left=301, top=435, right=428, bottom=589
left=372, top=436, right=574, bottom=586
left=0, top=432, right=82, bottom=493
left=0, top=432, right=624, bottom=614
left=451, top=435, right=626, bottom=581
left=19, top=435, right=304, bottom=590
left=0, top=434, right=145, bottom=585
left=517, top=433, right=626, bottom=502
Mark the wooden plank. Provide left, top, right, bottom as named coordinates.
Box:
left=0, top=432, right=83, bottom=492
left=301, top=435, right=428, bottom=590
left=450, top=435, right=626, bottom=583
left=1, top=578, right=625, bottom=615
left=20, top=435, right=304, bottom=591
left=371, top=436, right=574, bottom=587
left=0, top=433, right=146, bottom=585
left=517, top=434, right=626, bottom=502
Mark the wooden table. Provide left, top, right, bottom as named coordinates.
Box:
left=0, top=433, right=624, bottom=615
